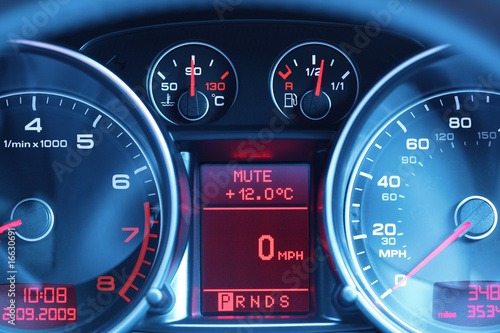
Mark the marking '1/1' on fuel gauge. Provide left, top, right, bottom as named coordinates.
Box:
left=148, top=42, right=238, bottom=124
left=270, top=42, right=359, bottom=122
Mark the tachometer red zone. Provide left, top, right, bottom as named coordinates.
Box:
left=119, top=202, right=158, bottom=302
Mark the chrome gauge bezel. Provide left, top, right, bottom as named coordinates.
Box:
left=325, top=42, right=500, bottom=332
left=347, top=88, right=500, bottom=333
left=269, top=41, right=360, bottom=123
left=324, top=45, right=452, bottom=333
left=0, top=40, right=187, bottom=332
left=147, top=41, right=239, bottom=125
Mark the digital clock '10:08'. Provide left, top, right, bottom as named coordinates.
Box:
left=1, top=283, right=77, bottom=330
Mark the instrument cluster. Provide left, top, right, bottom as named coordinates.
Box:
left=1, top=14, right=499, bottom=333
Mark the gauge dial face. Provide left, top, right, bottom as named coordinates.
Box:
left=270, top=42, right=359, bottom=122
left=0, top=92, right=162, bottom=331
left=346, top=91, right=500, bottom=332
left=148, top=42, right=238, bottom=124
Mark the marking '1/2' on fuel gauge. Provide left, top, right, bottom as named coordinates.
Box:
left=270, top=42, right=359, bottom=122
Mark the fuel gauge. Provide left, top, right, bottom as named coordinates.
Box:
left=148, top=42, right=238, bottom=124
left=270, top=42, right=359, bottom=122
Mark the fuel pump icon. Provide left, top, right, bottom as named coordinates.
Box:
left=284, top=93, right=298, bottom=108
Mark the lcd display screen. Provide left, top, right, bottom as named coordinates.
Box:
left=201, top=164, right=310, bottom=314
left=0, top=283, right=77, bottom=330
left=434, top=281, right=500, bottom=326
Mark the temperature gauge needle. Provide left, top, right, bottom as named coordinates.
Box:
left=392, top=221, right=471, bottom=291
left=0, top=219, right=22, bottom=234
left=190, top=58, right=195, bottom=97
left=315, top=59, right=325, bottom=96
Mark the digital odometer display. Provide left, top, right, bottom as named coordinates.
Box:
left=1, top=284, right=76, bottom=330
left=434, top=281, right=500, bottom=327
left=201, top=165, right=310, bottom=314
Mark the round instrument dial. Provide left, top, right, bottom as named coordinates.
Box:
left=0, top=92, right=163, bottom=332
left=270, top=42, right=359, bottom=122
left=148, top=42, right=238, bottom=124
left=342, top=91, right=500, bottom=332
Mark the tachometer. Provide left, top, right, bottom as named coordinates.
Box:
left=0, top=41, right=184, bottom=332
left=333, top=90, right=500, bottom=332
left=0, top=92, right=162, bottom=331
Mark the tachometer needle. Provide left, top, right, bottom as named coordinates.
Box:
left=190, top=58, right=195, bottom=97
left=315, top=59, right=325, bottom=96
left=0, top=219, right=22, bottom=234
left=392, top=220, right=471, bottom=291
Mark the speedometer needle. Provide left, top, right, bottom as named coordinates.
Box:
left=392, top=220, right=471, bottom=291
left=0, top=219, right=22, bottom=234
left=315, top=59, right=324, bottom=96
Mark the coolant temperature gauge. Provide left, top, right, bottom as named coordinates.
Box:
left=148, top=42, right=238, bottom=124
left=270, top=42, right=359, bottom=122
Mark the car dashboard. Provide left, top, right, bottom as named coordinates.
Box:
left=1, top=1, right=500, bottom=332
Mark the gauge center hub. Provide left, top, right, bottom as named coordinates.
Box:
left=454, top=196, right=498, bottom=240
left=178, top=91, right=209, bottom=121
left=300, top=91, right=331, bottom=120
left=10, top=198, right=55, bottom=242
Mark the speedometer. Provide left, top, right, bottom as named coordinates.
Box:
left=334, top=90, right=500, bottom=332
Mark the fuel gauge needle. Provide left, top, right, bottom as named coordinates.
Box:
left=0, top=219, right=22, bottom=234
left=391, top=220, right=472, bottom=292
left=315, top=59, right=325, bottom=96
